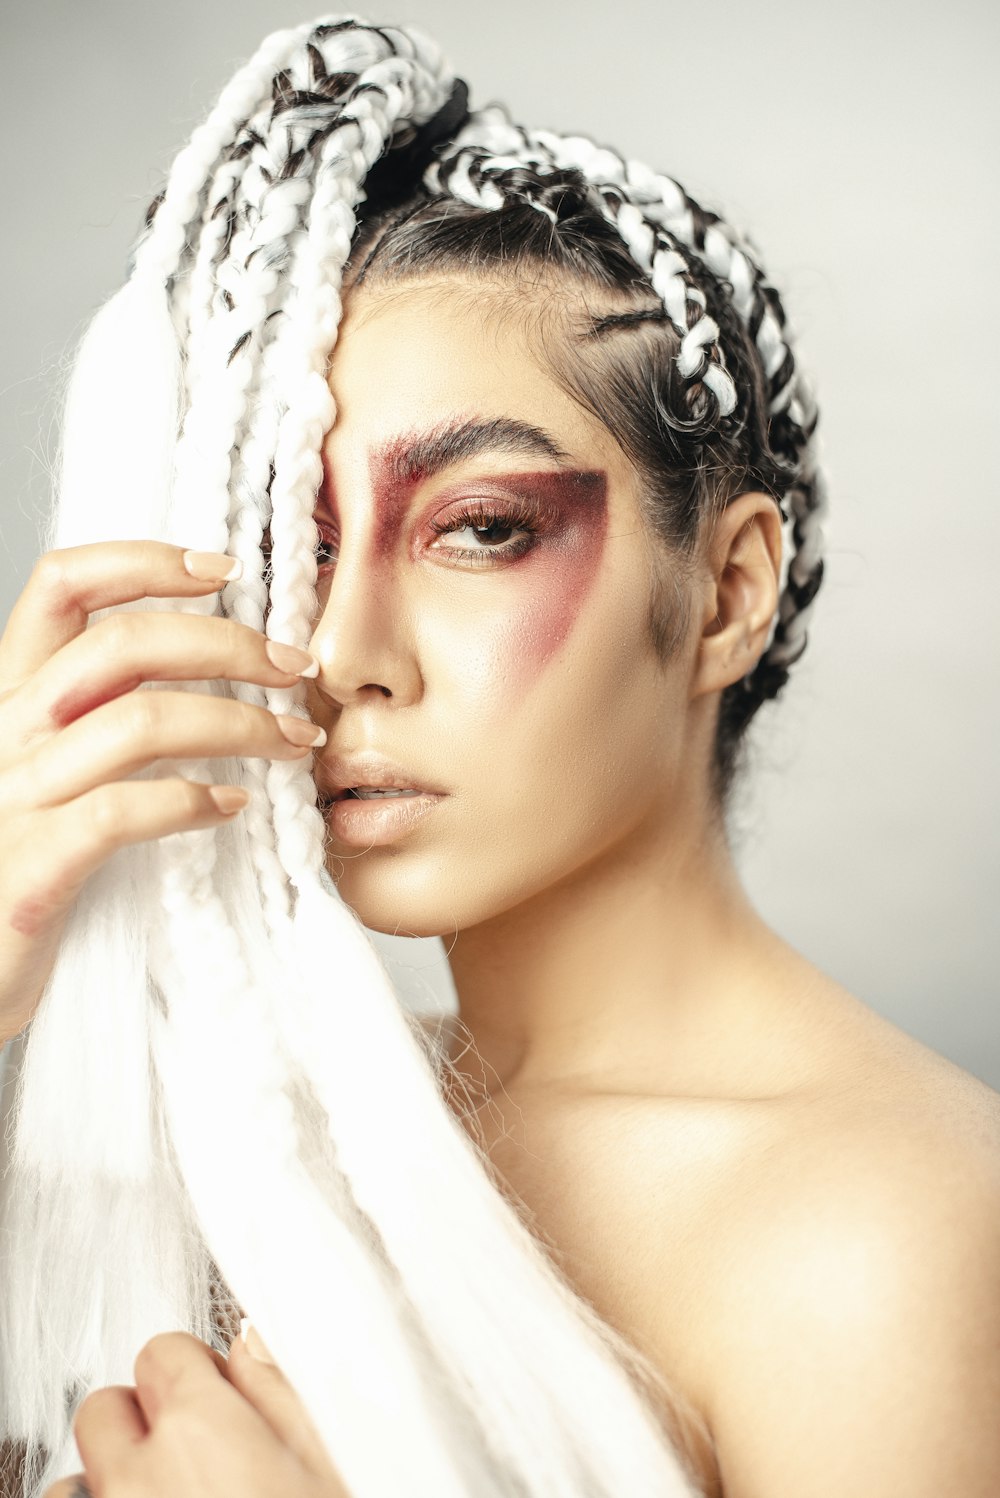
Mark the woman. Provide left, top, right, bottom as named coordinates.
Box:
left=1, top=14, right=997, bottom=1498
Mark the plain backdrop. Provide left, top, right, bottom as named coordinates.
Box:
left=1, top=0, right=997, bottom=1087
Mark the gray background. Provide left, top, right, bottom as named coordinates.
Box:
left=1, top=0, right=997, bottom=1087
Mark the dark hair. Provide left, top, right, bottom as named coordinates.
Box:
left=343, top=168, right=823, bottom=807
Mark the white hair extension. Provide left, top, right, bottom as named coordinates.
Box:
left=13, top=16, right=342, bottom=1183
left=144, top=828, right=499, bottom=1496
left=163, top=98, right=321, bottom=938
left=1, top=13, right=846, bottom=1497
left=238, top=55, right=702, bottom=1493
left=131, top=25, right=497, bottom=1496
left=0, top=17, right=377, bottom=1489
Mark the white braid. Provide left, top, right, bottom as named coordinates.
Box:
left=132, top=23, right=316, bottom=291
left=179, top=111, right=320, bottom=934
left=138, top=44, right=487, bottom=1486
left=527, top=128, right=799, bottom=419
left=147, top=833, right=478, bottom=1496
left=261, top=68, right=434, bottom=867
left=425, top=124, right=738, bottom=417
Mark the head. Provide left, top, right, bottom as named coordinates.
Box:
left=117, top=26, right=824, bottom=950
left=117, top=28, right=825, bottom=942
left=303, top=258, right=773, bottom=937
left=297, top=156, right=823, bottom=936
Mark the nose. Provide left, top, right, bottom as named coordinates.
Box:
left=306, top=545, right=423, bottom=710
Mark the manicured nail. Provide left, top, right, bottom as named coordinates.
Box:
left=182, top=550, right=243, bottom=582
left=275, top=714, right=326, bottom=747
left=240, top=1317, right=275, bottom=1365
left=265, top=640, right=320, bottom=678
left=208, top=786, right=250, bottom=815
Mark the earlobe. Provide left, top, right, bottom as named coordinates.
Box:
left=691, top=491, right=782, bottom=700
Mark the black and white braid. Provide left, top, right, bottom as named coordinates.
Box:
left=137, top=20, right=455, bottom=929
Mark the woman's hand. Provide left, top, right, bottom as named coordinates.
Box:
left=42, top=1329, right=351, bottom=1498
left=0, top=540, right=323, bottom=1046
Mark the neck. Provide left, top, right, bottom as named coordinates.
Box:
left=444, top=792, right=794, bottom=1102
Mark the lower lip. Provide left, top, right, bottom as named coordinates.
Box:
left=326, top=792, right=444, bottom=847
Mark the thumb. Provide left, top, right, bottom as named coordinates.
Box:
left=240, top=1319, right=277, bottom=1365
left=226, top=1319, right=340, bottom=1482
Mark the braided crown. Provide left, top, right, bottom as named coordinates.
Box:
left=422, top=109, right=826, bottom=708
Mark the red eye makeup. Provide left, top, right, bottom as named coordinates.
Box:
left=312, top=443, right=610, bottom=693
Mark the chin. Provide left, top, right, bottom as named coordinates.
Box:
left=322, top=839, right=553, bottom=942
left=323, top=847, right=471, bottom=940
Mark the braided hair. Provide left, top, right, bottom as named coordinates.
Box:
left=0, top=16, right=824, bottom=1498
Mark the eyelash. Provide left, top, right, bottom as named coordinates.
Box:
left=427, top=502, right=540, bottom=567
left=307, top=503, right=544, bottom=572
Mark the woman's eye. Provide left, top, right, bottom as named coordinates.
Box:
left=429, top=509, right=538, bottom=565
left=313, top=523, right=340, bottom=568
left=447, top=519, right=518, bottom=547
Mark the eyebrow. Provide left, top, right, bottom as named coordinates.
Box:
left=374, top=416, right=576, bottom=487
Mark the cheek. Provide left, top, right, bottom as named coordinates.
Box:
left=466, top=494, right=609, bottom=702
left=497, top=546, right=602, bottom=690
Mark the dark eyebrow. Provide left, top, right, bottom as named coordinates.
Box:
left=375, top=416, right=576, bottom=486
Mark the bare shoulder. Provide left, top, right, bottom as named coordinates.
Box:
left=713, top=985, right=1000, bottom=1307
left=414, top=997, right=1000, bottom=1495
left=681, top=1002, right=1000, bottom=1496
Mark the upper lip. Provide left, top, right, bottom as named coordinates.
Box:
left=315, top=751, right=447, bottom=802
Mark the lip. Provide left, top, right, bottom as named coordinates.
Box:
left=315, top=751, right=447, bottom=848
left=325, top=792, right=443, bottom=847
left=315, top=750, right=447, bottom=800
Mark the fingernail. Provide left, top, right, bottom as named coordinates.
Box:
left=275, top=714, right=327, bottom=747
left=240, top=1317, right=276, bottom=1365
left=183, top=550, right=243, bottom=582
left=265, top=640, right=320, bottom=678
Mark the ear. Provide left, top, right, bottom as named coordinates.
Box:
left=690, top=490, right=782, bottom=700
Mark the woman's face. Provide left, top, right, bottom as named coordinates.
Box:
left=305, top=275, right=703, bottom=937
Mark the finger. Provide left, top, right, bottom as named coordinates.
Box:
left=131, top=1331, right=233, bottom=1427
left=9, top=611, right=319, bottom=744
left=73, top=1385, right=147, bottom=1486
left=1, top=778, right=249, bottom=934
left=226, top=1323, right=337, bottom=1480
left=0, top=541, right=243, bottom=685
left=131, top=1331, right=325, bottom=1494
left=7, top=690, right=323, bottom=809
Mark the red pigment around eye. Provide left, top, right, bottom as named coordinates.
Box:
left=405, top=466, right=610, bottom=689
left=369, top=444, right=429, bottom=560
left=481, top=471, right=608, bottom=687
left=353, top=451, right=609, bottom=692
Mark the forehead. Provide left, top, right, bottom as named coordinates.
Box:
left=325, top=275, right=631, bottom=477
